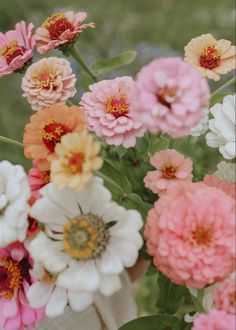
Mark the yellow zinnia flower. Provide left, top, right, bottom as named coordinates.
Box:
left=51, top=131, right=103, bottom=191
left=184, top=34, right=236, bottom=81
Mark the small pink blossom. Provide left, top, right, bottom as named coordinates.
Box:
left=35, top=12, right=95, bottom=54
left=0, top=21, right=35, bottom=77
left=132, top=57, right=210, bottom=137
left=192, top=309, right=235, bottom=330
left=204, top=175, right=236, bottom=200
left=21, top=57, right=76, bottom=111
left=0, top=242, right=45, bottom=330
left=213, top=279, right=236, bottom=315
left=80, top=76, right=145, bottom=148
left=28, top=160, right=50, bottom=199
left=145, top=182, right=235, bottom=289
left=144, top=149, right=193, bottom=195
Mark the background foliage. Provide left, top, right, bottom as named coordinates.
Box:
left=0, top=0, right=235, bottom=317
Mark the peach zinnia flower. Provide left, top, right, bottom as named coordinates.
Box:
left=213, top=279, right=236, bottom=315
left=185, top=34, right=236, bottom=81
left=35, top=12, right=95, bottom=54
left=145, top=182, right=235, bottom=289
left=144, top=149, right=193, bottom=195
left=23, top=105, right=87, bottom=163
left=51, top=131, right=103, bottom=191
left=21, top=57, right=77, bottom=111
left=0, top=21, right=35, bottom=77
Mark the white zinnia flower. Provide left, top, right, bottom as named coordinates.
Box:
left=29, top=177, right=143, bottom=300
left=27, top=260, right=93, bottom=317
left=206, top=94, right=236, bottom=159
left=215, top=161, right=236, bottom=183
left=190, top=108, right=209, bottom=137
left=0, top=160, right=30, bottom=247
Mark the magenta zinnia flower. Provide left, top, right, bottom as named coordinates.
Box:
left=132, top=57, right=210, bottom=137
left=80, top=76, right=145, bottom=148
left=0, top=21, right=35, bottom=77
left=0, top=242, right=45, bottom=330
left=144, top=149, right=193, bottom=195
left=192, top=309, right=235, bottom=330
left=35, top=12, right=95, bottom=54
left=145, top=182, right=235, bottom=289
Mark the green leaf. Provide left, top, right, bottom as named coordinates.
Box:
left=119, top=314, right=178, bottom=330
left=156, top=274, right=188, bottom=315
left=148, top=134, right=170, bottom=155
left=173, top=319, right=192, bottom=330
left=122, top=193, right=151, bottom=220
left=210, top=92, right=228, bottom=106
left=90, top=50, right=137, bottom=75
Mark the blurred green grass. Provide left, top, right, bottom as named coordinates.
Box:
left=0, top=0, right=235, bottom=315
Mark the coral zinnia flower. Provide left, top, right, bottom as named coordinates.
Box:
left=80, top=76, right=145, bottom=148
left=185, top=34, right=236, bottom=81
left=0, top=242, right=45, bottom=330
left=0, top=21, right=35, bottom=77
left=144, top=149, right=193, bottom=195
left=203, top=175, right=236, bottom=200
left=21, top=57, right=77, bottom=111
left=28, top=160, right=51, bottom=199
left=213, top=279, right=236, bottom=315
left=132, top=57, right=210, bottom=137
left=23, top=105, right=87, bottom=163
left=51, top=131, right=103, bottom=191
left=35, top=12, right=95, bottom=54
left=145, top=182, right=235, bottom=289
left=192, top=309, right=235, bottom=330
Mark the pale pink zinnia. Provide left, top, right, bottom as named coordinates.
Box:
left=192, top=309, right=236, bottom=330
left=21, top=57, right=76, bottom=111
left=0, top=242, right=45, bottom=330
left=132, top=57, right=210, bottom=137
left=0, top=21, right=35, bottom=77
left=213, top=279, right=236, bottom=315
left=35, top=12, right=95, bottom=54
left=144, top=149, right=193, bottom=195
left=80, top=76, right=145, bottom=148
left=144, top=182, right=235, bottom=289
left=203, top=175, right=236, bottom=200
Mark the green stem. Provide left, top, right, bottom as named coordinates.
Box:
left=66, top=99, right=74, bottom=106
left=96, top=170, right=127, bottom=198
left=71, top=45, right=98, bottom=82
left=0, top=136, right=24, bottom=148
left=211, top=76, right=236, bottom=97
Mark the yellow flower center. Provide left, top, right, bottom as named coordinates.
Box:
left=161, top=166, right=176, bottom=179
left=199, top=45, right=221, bottom=70
left=32, top=64, right=59, bottom=89
left=43, top=13, right=73, bottom=40
left=157, top=86, right=178, bottom=108
left=67, top=152, right=85, bottom=174
left=0, top=257, right=22, bottom=300
left=63, top=215, right=109, bottom=260
left=0, top=39, right=23, bottom=65
left=105, top=95, right=129, bottom=117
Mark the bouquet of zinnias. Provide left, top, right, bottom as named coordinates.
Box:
left=0, top=10, right=235, bottom=330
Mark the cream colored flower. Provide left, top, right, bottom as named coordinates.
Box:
left=51, top=131, right=103, bottom=191
left=184, top=34, right=236, bottom=81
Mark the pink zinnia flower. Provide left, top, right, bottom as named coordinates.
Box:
left=145, top=182, right=235, bottom=289
left=203, top=175, right=236, bottom=200
left=0, top=21, right=35, bottom=77
left=21, top=57, right=76, bottom=111
left=132, top=57, right=210, bottom=137
left=192, top=309, right=235, bottom=330
left=0, top=242, right=45, bottom=330
left=144, top=149, right=193, bottom=195
left=35, top=12, right=95, bottom=54
left=213, top=279, right=236, bottom=314
left=28, top=160, right=50, bottom=199
left=80, top=76, right=145, bottom=148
